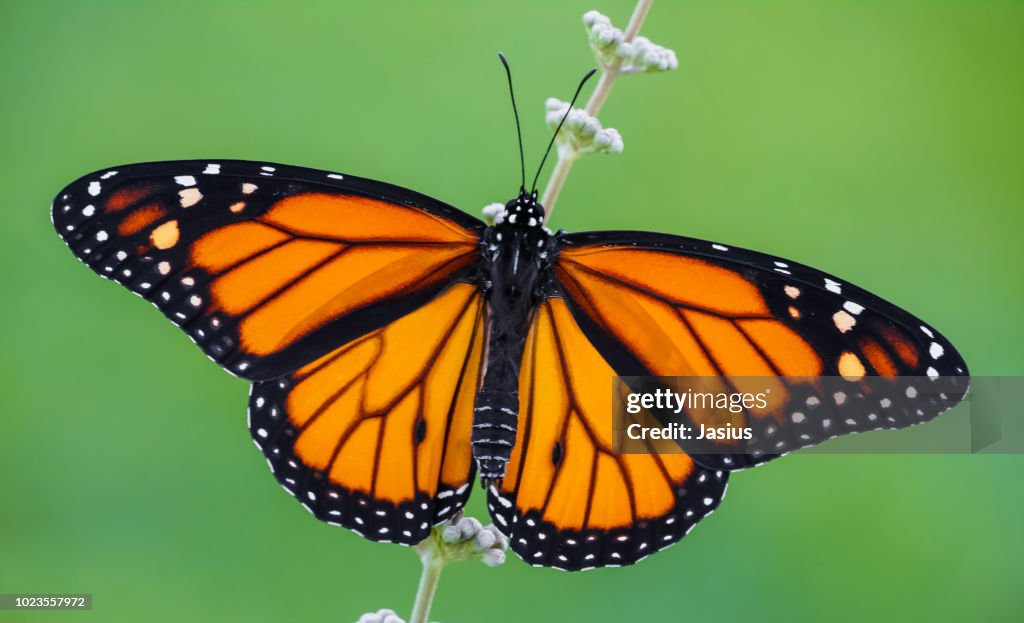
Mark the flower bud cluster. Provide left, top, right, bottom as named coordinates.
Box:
left=544, top=98, right=624, bottom=156
left=357, top=609, right=405, bottom=623
left=438, top=513, right=509, bottom=568
left=358, top=513, right=509, bottom=623
left=583, top=10, right=678, bottom=73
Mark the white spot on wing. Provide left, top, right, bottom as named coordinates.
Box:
left=178, top=187, right=202, bottom=208
left=174, top=175, right=197, bottom=187
left=87, top=181, right=101, bottom=196
left=833, top=310, right=856, bottom=333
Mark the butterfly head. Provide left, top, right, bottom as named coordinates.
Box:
left=501, top=188, right=545, bottom=228
left=496, top=53, right=594, bottom=233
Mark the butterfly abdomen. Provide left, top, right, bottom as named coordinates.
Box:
left=473, top=384, right=521, bottom=482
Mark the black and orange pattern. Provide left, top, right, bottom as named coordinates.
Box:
left=488, top=299, right=727, bottom=568
left=52, top=161, right=482, bottom=380
left=250, top=283, right=484, bottom=543
left=556, top=232, right=969, bottom=470
left=53, top=160, right=969, bottom=571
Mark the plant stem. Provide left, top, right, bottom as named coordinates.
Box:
left=538, top=150, right=577, bottom=223
left=541, top=0, right=653, bottom=224
left=409, top=553, right=444, bottom=623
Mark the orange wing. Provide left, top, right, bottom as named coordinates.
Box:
left=488, top=298, right=728, bottom=570
left=250, top=283, right=485, bottom=544
left=52, top=161, right=483, bottom=380
left=554, top=232, right=970, bottom=469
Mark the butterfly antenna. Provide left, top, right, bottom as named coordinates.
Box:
left=498, top=53, right=526, bottom=192
left=530, top=67, right=598, bottom=194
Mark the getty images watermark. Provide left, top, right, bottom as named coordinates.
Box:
left=612, top=376, right=1020, bottom=456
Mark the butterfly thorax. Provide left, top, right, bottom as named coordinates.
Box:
left=472, top=190, right=557, bottom=486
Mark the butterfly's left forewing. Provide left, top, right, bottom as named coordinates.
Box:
left=554, top=231, right=970, bottom=470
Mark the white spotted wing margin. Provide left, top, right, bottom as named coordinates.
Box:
left=487, top=471, right=727, bottom=572
left=555, top=230, right=971, bottom=471
left=246, top=283, right=486, bottom=546
left=248, top=383, right=474, bottom=546
left=51, top=159, right=485, bottom=382
left=485, top=298, right=729, bottom=571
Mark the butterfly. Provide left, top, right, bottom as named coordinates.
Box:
left=51, top=63, right=968, bottom=572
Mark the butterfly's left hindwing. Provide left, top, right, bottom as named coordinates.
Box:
left=554, top=231, right=970, bottom=470
left=251, top=282, right=485, bottom=544
left=52, top=161, right=484, bottom=380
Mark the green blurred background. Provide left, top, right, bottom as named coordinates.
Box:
left=2, top=1, right=1022, bottom=621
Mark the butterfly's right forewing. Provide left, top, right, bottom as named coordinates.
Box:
left=52, top=160, right=485, bottom=381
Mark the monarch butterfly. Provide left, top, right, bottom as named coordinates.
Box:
left=52, top=60, right=968, bottom=572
